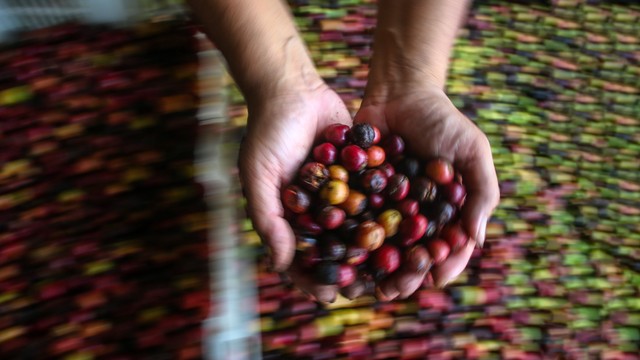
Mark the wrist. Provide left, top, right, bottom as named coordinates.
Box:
left=239, top=38, right=325, bottom=108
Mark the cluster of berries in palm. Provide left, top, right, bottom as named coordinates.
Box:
left=282, top=123, right=469, bottom=295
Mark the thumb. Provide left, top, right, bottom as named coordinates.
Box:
left=456, top=135, right=500, bottom=248
left=239, top=152, right=296, bottom=272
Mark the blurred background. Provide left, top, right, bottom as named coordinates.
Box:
left=1, top=0, right=639, bottom=359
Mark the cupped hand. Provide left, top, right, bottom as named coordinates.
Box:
left=353, top=82, right=500, bottom=301
left=239, top=82, right=352, bottom=303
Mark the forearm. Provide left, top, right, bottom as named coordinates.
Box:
left=187, top=0, right=322, bottom=106
left=367, top=0, right=471, bottom=98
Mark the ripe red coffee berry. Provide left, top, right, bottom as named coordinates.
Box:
left=368, top=193, right=384, bottom=209
left=399, top=214, right=428, bottom=246
left=366, top=146, right=386, bottom=167
left=282, top=185, right=311, bottom=214
left=316, top=206, right=346, bottom=230
left=441, top=181, right=466, bottom=206
left=324, top=123, right=350, bottom=146
left=386, top=174, right=410, bottom=201
left=337, top=264, right=357, bottom=287
left=361, top=169, right=388, bottom=194
left=300, top=246, right=321, bottom=269
left=345, top=246, right=369, bottom=265
left=372, top=125, right=381, bottom=145
left=313, top=142, right=337, bottom=165
left=296, top=214, right=323, bottom=235
left=372, top=244, right=401, bottom=274
left=340, top=145, right=368, bottom=172
left=425, top=159, right=454, bottom=185
left=441, top=222, right=468, bottom=251
left=299, top=162, right=329, bottom=192
left=378, top=162, right=395, bottom=179
left=397, top=199, right=419, bottom=217
left=427, top=239, right=450, bottom=265
left=349, top=123, right=376, bottom=148
left=382, top=134, right=405, bottom=157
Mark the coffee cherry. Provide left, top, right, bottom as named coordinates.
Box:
left=411, top=177, right=437, bottom=203
left=296, top=234, right=317, bottom=251
left=372, top=244, right=401, bottom=275
left=423, top=220, right=438, bottom=240
left=397, top=157, right=420, bottom=178
left=300, top=247, right=321, bottom=268
left=314, top=261, right=340, bottom=285
left=313, top=142, right=337, bottom=165
left=355, top=220, right=385, bottom=251
left=425, top=159, right=454, bottom=185
left=382, top=134, right=405, bottom=157
left=399, top=214, right=428, bottom=247
left=296, top=214, right=323, bottom=235
left=441, top=222, right=468, bottom=251
left=324, top=123, right=350, bottom=146
left=337, top=264, right=357, bottom=287
left=361, top=169, right=388, bottom=194
left=339, top=190, right=367, bottom=216
left=372, top=125, right=381, bottom=145
left=349, top=123, right=375, bottom=148
left=406, top=245, right=433, bottom=272
left=368, top=193, right=384, bottom=209
left=299, top=162, right=329, bottom=192
left=328, top=165, right=349, bottom=183
left=427, top=239, right=450, bottom=265
left=397, top=199, right=419, bottom=217
left=316, top=206, right=346, bottom=230
left=282, top=185, right=311, bottom=214
left=431, top=202, right=456, bottom=225
left=386, top=174, right=410, bottom=201
left=441, top=181, right=466, bottom=206
left=340, top=145, right=368, bottom=172
left=359, top=210, right=376, bottom=222
left=319, top=180, right=349, bottom=205
left=366, top=146, right=386, bottom=167
left=377, top=163, right=395, bottom=179
left=377, top=209, right=402, bottom=238
left=338, top=218, right=359, bottom=241
left=345, top=246, right=369, bottom=265
left=319, top=234, right=346, bottom=261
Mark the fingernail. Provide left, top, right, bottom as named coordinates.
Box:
left=375, top=287, right=392, bottom=302
left=475, top=215, right=488, bottom=248
left=435, top=279, right=450, bottom=289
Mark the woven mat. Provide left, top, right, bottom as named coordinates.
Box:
left=0, top=22, right=209, bottom=359
left=228, top=1, right=640, bottom=359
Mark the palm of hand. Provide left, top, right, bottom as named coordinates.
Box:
left=354, top=87, right=499, bottom=299
left=239, top=86, right=353, bottom=303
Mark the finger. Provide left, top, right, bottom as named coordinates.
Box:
left=376, top=246, right=432, bottom=301
left=432, top=238, right=476, bottom=288
left=456, top=135, right=500, bottom=248
left=289, top=262, right=338, bottom=304
left=239, top=157, right=296, bottom=272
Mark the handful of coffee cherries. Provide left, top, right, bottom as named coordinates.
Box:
left=282, top=123, right=469, bottom=297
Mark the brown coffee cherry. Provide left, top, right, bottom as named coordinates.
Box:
left=355, top=220, right=385, bottom=251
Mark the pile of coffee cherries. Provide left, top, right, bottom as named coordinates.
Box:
left=282, top=123, right=469, bottom=295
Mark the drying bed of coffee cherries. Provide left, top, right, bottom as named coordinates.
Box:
left=227, top=1, right=640, bottom=359
left=282, top=123, right=469, bottom=293
left=0, top=23, right=209, bottom=358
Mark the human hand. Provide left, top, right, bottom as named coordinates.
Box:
left=352, top=81, right=500, bottom=301
left=239, top=81, right=352, bottom=303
